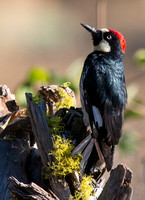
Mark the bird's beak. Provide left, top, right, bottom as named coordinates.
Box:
left=81, top=23, right=97, bottom=34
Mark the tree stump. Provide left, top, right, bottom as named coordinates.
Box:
left=0, top=85, right=133, bottom=200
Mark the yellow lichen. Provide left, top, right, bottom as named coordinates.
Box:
left=49, top=135, right=82, bottom=177
left=74, top=175, right=94, bottom=200
left=56, top=87, right=75, bottom=111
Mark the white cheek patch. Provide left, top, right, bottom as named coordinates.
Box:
left=92, top=106, right=103, bottom=128
left=94, top=39, right=111, bottom=52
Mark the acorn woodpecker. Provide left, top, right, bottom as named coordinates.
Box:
left=72, top=24, right=127, bottom=174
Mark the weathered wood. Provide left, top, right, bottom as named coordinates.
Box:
left=26, top=93, right=53, bottom=166
left=98, top=164, right=133, bottom=200
left=39, top=85, right=76, bottom=115
left=0, top=85, right=133, bottom=200
left=0, top=84, right=18, bottom=116
left=0, top=118, right=31, bottom=139
left=0, top=85, right=19, bottom=133
left=0, top=139, right=30, bottom=200
left=8, top=176, right=59, bottom=200
left=26, top=93, right=71, bottom=200
left=0, top=86, right=46, bottom=199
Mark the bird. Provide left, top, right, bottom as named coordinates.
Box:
left=72, top=23, right=127, bottom=175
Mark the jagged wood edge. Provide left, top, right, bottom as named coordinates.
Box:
left=98, top=164, right=133, bottom=200
left=8, top=176, right=59, bottom=200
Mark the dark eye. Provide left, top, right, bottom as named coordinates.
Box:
left=106, top=35, right=112, bottom=40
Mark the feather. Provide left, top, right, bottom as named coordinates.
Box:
left=92, top=106, right=103, bottom=128
left=101, top=142, right=115, bottom=171
left=104, top=99, right=124, bottom=145
left=71, top=134, right=92, bottom=156
left=80, top=138, right=94, bottom=175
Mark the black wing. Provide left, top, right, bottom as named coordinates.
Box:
left=83, top=56, right=127, bottom=144
left=78, top=55, right=127, bottom=171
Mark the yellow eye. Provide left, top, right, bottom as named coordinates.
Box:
left=106, top=35, right=112, bottom=40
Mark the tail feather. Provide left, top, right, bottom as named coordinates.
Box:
left=72, top=134, right=92, bottom=156
left=80, top=138, right=94, bottom=175
left=101, top=142, right=115, bottom=171
left=72, top=133, right=115, bottom=174
left=94, top=139, right=104, bottom=163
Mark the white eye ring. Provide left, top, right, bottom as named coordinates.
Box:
left=106, top=35, right=112, bottom=40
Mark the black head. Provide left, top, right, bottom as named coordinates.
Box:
left=81, top=23, right=126, bottom=57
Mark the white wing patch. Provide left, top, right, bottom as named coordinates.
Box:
left=92, top=106, right=103, bottom=128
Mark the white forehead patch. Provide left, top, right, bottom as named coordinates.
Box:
left=94, top=39, right=111, bottom=52
left=100, top=28, right=109, bottom=33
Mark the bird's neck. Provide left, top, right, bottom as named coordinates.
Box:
left=93, top=50, right=124, bottom=61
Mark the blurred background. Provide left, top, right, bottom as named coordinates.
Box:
left=0, top=0, right=145, bottom=199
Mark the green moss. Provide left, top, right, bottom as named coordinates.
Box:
left=56, top=87, right=75, bottom=111
left=46, top=115, right=81, bottom=178
left=46, top=113, right=94, bottom=199
left=46, top=116, right=64, bottom=135
left=49, top=135, right=82, bottom=177
left=61, top=82, right=71, bottom=88
left=31, top=94, right=42, bottom=104
left=74, top=175, right=94, bottom=200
